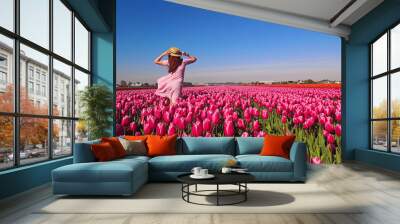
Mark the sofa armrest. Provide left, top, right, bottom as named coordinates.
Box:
left=73, top=140, right=100, bottom=163
left=289, top=142, right=307, bottom=181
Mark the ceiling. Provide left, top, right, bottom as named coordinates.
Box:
left=167, top=0, right=384, bottom=38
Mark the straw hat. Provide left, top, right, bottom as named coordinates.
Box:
left=168, top=47, right=182, bottom=57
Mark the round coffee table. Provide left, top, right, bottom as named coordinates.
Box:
left=177, top=173, right=255, bottom=206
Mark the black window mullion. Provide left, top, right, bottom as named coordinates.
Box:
left=48, top=0, right=54, bottom=160
left=13, top=0, right=20, bottom=167
left=386, top=30, right=392, bottom=152
left=71, top=9, right=76, bottom=154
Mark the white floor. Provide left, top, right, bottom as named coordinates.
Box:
left=1, top=162, right=400, bottom=224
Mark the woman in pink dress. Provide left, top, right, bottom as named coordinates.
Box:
left=154, top=47, right=197, bottom=105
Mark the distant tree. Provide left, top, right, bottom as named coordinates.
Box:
left=303, top=79, right=315, bottom=84
left=0, top=85, right=55, bottom=150
left=120, top=80, right=127, bottom=87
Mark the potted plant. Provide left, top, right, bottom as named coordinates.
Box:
left=79, top=84, right=113, bottom=140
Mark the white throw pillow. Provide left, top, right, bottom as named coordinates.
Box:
left=119, top=138, right=147, bottom=156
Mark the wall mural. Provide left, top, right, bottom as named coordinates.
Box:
left=116, top=0, right=342, bottom=164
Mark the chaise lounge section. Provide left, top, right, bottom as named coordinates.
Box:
left=52, top=137, right=307, bottom=196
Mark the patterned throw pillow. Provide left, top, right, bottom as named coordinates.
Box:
left=119, top=138, right=147, bottom=156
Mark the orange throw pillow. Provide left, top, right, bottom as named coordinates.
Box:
left=124, top=135, right=148, bottom=141
left=260, top=135, right=296, bottom=159
left=91, top=142, right=117, bottom=161
left=101, top=137, right=126, bottom=158
left=146, top=135, right=177, bottom=157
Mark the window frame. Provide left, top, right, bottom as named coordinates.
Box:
left=0, top=0, right=92, bottom=171
left=370, top=21, right=400, bottom=154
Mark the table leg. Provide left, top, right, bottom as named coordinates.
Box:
left=217, top=184, right=219, bottom=206
left=195, top=184, right=198, bottom=192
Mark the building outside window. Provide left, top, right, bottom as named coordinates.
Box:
left=0, top=0, right=91, bottom=170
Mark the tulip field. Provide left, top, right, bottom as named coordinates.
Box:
left=116, top=85, right=342, bottom=164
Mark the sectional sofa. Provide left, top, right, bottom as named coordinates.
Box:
left=52, top=137, right=307, bottom=196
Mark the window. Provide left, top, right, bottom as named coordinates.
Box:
left=28, top=81, right=34, bottom=94
left=75, top=18, right=90, bottom=70
left=53, top=0, right=72, bottom=60
left=0, top=0, right=14, bottom=32
left=20, top=0, right=49, bottom=49
left=371, top=23, right=400, bottom=153
left=0, top=0, right=91, bottom=170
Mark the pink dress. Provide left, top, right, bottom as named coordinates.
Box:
left=155, top=59, right=192, bottom=103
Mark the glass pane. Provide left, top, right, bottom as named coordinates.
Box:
left=391, top=120, right=400, bottom=153
left=391, top=72, right=400, bottom=118
left=0, top=34, right=14, bottom=112
left=372, top=121, right=388, bottom=151
left=53, top=119, right=72, bottom=157
left=0, top=116, right=13, bottom=170
left=75, top=120, right=88, bottom=143
left=74, top=18, right=89, bottom=70
left=53, top=59, right=72, bottom=117
left=372, top=33, right=387, bottom=76
left=53, top=0, right=72, bottom=60
left=372, top=76, right=387, bottom=119
left=74, top=69, right=89, bottom=118
left=20, top=0, right=49, bottom=49
left=20, top=44, right=49, bottom=115
left=392, top=24, right=400, bottom=70
left=0, top=0, right=14, bottom=31
left=20, top=117, right=49, bottom=165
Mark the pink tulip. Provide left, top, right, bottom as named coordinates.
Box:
left=252, top=120, right=260, bottom=131
left=324, top=122, right=335, bottom=133
left=241, top=132, right=249, bottom=137
left=121, top=115, right=131, bottom=127
left=211, top=110, right=221, bottom=125
left=135, top=131, right=142, bottom=136
left=281, top=115, right=287, bottom=124
left=335, top=111, right=342, bottom=122
left=156, top=122, right=166, bottom=136
left=177, top=117, right=186, bottom=130
left=237, top=119, right=246, bottom=130
left=143, top=122, right=153, bottom=134
left=327, top=134, right=335, bottom=144
left=167, top=125, right=176, bottom=135
left=335, top=124, right=342, bottom=136
left=163, top=111, right=171, bottom=123
left=261, top=109, right=268, bottom=119
left=129, top=122, right=137, bottom=132
left=311, top=157, right=321, bottom=164
left=224, top=120, right=235, bottom=136
left=192, top=121, right=203, bottom=137
left=202, top=118, right=212, bottom=132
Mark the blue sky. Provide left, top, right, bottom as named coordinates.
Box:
left=117, top=0, right=341, bottom=84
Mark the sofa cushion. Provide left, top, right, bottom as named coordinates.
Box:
left=101, top=137, right=127, bottom=158
left=91, top=142, right=118, bottom=161
left=53, top=158, right=147, bottom=183
left=236, top=137, right=264, bottom=155
left=180, top=137, right=235, bottom=155
left=260, top=135, right=296, bottom=159
left=236, top=155, right=293, bottom=172
left=147, top=135, right=177, bottom=157
left=149, top=154, right=235, bottom=172
left=73, top=139, right=100, bottom=163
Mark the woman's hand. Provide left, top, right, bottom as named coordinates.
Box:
left=162, top=49, right=170, bottom=56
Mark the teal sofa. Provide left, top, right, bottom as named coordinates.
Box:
left=52, top=137, right=307, bottom=196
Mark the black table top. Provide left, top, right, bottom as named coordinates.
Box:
left=177, top=172, right=255, bottom=185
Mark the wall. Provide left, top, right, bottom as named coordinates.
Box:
left=344, top=0, right=400, bottom=170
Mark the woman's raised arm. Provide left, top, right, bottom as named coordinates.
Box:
left=154, top=50, right=169, bottom=66
left=182, top=52, right=197, bottom=64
